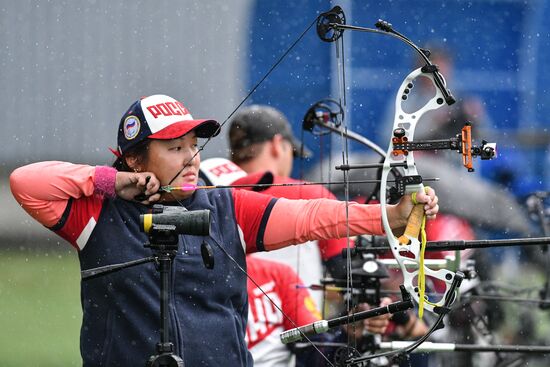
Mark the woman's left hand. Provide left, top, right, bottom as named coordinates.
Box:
left=411, top=186, right=439, bottom=219
left=387, top=187, right=439, bottom=231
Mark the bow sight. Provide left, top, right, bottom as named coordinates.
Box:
left=392, top=123, right=497, bottom=172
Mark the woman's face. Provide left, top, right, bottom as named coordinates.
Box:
left=140, top=131, right=200, bottom=200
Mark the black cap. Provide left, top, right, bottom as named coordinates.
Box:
left=229, top=105, right=311, bottom=158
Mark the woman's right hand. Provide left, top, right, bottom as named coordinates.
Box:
left=115, top=172, right=161, bottom=204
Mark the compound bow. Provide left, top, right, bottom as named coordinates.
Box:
left=154, top=4, right=498, bottom=366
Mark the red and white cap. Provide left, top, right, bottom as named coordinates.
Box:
left=198, top=157, right=274, bottom=192
left=114, top=94, right=220, bottom=156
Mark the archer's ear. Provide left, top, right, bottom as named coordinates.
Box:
left=124, top=155, right=141, bottom=172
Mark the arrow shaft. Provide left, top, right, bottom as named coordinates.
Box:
left=161, top=178, right=439, bottom=193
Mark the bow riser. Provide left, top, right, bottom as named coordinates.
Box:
left=381, top=67, right=457, bottom=313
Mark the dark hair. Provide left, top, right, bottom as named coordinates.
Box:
left=230, top=141, right=267, bottom=165
left=112, top=140, right=151, bottom=171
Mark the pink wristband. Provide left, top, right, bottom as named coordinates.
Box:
left=94, top=166, right=117, bottom=197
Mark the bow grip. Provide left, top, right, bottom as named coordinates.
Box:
left=398, top=203, right=424, bottom=245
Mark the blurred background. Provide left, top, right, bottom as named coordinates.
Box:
left=1, top=0, right=549, bottom=366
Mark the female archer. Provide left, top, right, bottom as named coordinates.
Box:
left=10, top=94, right=439, bottom=366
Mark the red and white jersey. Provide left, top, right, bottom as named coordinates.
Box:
left=246, top=257, right=320, bottom=367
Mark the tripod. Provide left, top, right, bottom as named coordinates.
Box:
left=145, top=227, right=185, bottom=367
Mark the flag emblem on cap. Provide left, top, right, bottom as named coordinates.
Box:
left=123, top=116, right=140, bottom=140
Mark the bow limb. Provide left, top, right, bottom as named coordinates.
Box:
left=380, top=67, right=457, bottom=315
